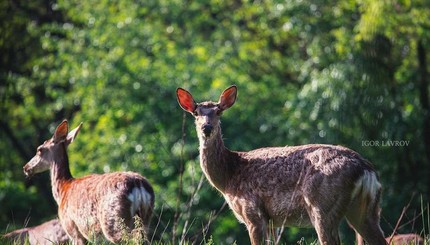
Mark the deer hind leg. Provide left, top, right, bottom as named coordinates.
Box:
left=304, top=192, right=350, bottom=245
left=139, top=208, right=153, bottom=242
left=128, top=212, right=151, bottom=244
left=314, top=223, right=341, bottom=245
left=346, top=206, right=386, bottom=245
left=100, top=200, right=133, bottom=243
left=346, top=173, right=387, bottom=245
left=307, top=206, right=342, bottom=245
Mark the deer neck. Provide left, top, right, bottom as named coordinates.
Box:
left=50, top=143, right=73, bottom=203
left=198, top=126, right=237, bottom=192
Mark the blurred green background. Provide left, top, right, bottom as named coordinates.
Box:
left=1, top=0, right=429, bottom=244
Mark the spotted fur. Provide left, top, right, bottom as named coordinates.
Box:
left=177, top=85, right=387, bottom=245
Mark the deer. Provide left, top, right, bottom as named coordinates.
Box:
left=385, top=234, right=424, bottom=245
left=2, top=218, right=69, bottom=245
left=23, top=120, right=154, bottom=244
left=357, top=233, right=425, bottom=245
left=177, top=85, right=387, bottom=245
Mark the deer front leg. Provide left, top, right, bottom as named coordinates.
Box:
left=307, top=206, right=341, bottom=245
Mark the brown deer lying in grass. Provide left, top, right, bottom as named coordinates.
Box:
left=2, top=219, right=69, bottom=245
left=358, top=233, right=425, bottom=245
left=177, top=85, right=387, bottom=245
left=23, top=120, right=154, bottom=244
left=385, top=234, right=424, bottom=245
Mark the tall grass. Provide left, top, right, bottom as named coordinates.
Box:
left=2, top=197, right=429, bottom=244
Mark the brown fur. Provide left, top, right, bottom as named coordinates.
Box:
left=177, top=86, right=387, bottom=245
left=358, top=233, right=424, bottom=245
left=23, top=121, right=154, bottom=244
left=386, top=234, right=424, bottom=245
left=2, top=219, right=69, bottom=245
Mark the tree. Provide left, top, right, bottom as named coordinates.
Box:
left=1, top=0, right=429, bottom=243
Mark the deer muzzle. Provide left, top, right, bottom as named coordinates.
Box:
left=202, top=124, right=213, bottom=137
left=23, top=164, right=34, bottom=177
left=23, top=155, right=46, bottom=177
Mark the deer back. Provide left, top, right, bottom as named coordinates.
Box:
left=58, top=172, right=154, bottom=236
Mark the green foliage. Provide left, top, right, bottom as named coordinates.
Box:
left=1, top=0, right=430, bottom=244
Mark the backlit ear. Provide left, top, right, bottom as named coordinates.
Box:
left=177, top=88, right=197, bottom=113
left=53, top=120, right=69, bottom=143
left=218, top=85, right=237, bottom=111
left=65, top=122, right=83, bottom=146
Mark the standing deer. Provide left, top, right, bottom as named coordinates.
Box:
left=2, top=218, right=69, bottom=245
left=23, top=120, right=154, bottom=244
left=177, top=85, right=387, bottom=245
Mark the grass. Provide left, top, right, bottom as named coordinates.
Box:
left=2, top=187, right=430, bottom=244
left=3, top=166, right=430, bottom=245
left=2, top=210, right=429, bottom=245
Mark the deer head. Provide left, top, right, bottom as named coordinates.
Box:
left=23, top=120, right=82, bottom=177
left=177, top=85, right=237, bottom=141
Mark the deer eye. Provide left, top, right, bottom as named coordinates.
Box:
left=37, top=147, right=46, bottom=154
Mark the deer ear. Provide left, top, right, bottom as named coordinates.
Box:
left=177, top=88, right=196, bottom=113
left=219, top=85, right=237, bottom=111
left=65, top=122, right=83, bottom=146
left=53, top=120, right=69, bottom=143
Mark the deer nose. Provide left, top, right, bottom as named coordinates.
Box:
left=23, top=165, right=32, bottom=177
left=202, top=124, right=213, bottom=137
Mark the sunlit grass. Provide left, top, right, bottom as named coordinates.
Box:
left=2, top=200, right=430, bottom=245
left=3, top=209, right=429, bottom=245
left=3, top=195, right=429, bottom=245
